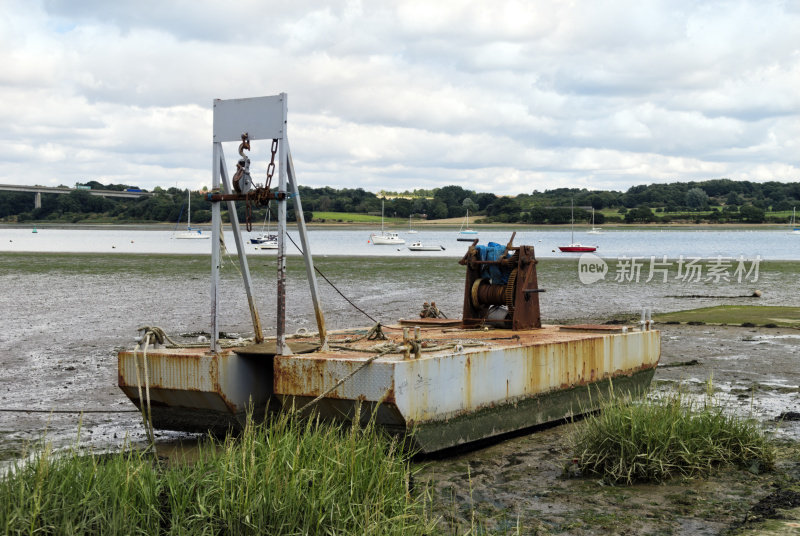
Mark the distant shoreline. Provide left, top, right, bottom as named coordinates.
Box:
left=0, top=221, right=792, bottom=232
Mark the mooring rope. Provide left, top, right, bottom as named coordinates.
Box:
left=293, top=346, right=396, bottom=415
left=132, top=328, right=158, bottom=448
left=0, top=408, right=140, bottom=414
left=279, top=220, right=380, bottom=325
left=295, top=336, right=488, bottom=413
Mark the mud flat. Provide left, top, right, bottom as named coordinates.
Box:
left=2, top=254, right=800, bottom=533
left=416, top=323, right=800, bottom=534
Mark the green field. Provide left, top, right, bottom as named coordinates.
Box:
left=654, top=305, right=800, bottom=327
left=312, top=211, right=407, bottom=224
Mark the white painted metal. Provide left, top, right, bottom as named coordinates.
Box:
left=212, top=95, right=285, bottom=142
left=218, top=148, right=264, bottom=343
left=276, top=96, right=289, bottom=356
left=210, top=142, right=222, bottom=353
left=286, top=141, right=328, bottom=350
left=209, top=93, right=325, bottom=354
left=118, top=349, right=272, bottom=414
left=274, top=329, right=661, bottom=425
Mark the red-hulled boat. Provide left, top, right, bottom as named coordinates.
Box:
left=559, top=200, right=598, bottom=252
left=559, top=244, right=597, bottom=252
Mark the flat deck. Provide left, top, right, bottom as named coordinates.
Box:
left=278, top=323, right=640, bottom=359
left=119, top=324, right=661, bottom=451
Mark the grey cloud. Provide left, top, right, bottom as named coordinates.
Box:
left=0, top=0, right=797, bottom=195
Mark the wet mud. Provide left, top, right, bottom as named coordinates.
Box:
left=2, top=253, right=800, bottom=534
left=415, top=324, right=800, bottom=534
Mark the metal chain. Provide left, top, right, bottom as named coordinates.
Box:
left=245, top=200, right=253, bottom=231
left=231, top=136, right=279, bottom=231
left=265, top=138, right=278, bottom=190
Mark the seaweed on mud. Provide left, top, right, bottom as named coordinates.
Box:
left=733, top=486, right=800, bottom=530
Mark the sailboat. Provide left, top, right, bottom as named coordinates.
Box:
left=406, top=215, right=418, bottom=234
left=174, top=190, right=210, bottom=239
left=370, top=200, right=405, bottom=245
left=558, top=200, right=597, bottom=252
left=250, top=202, right=278, bottom=248
left=587, top=208, right=603, bottom=234
left=457, top=208, right=479, bottom=241
left=791, top=207, right=800, bottom=234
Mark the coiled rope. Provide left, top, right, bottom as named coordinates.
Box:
left=131, top=326, right=161, bottom=449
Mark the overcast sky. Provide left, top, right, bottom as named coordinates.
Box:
left=1, top=0, right=798, bottom=196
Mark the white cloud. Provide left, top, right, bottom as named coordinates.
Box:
left=0, top=0, right=797, bottom=195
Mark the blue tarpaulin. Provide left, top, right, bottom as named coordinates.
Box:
left=475, top=242, right=511, bottom=284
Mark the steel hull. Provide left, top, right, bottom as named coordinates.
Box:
left=118, top=325, right=660, bottom=452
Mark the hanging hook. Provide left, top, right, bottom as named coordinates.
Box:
left=238, top=132, right=250, bottom=156
left=233, top=132, right=254, bottom=195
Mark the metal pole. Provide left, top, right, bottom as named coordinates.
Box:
left=217, top=149, right=264, bottom=343
left=210, top=142, right=222, bottom=353
left=276, top=94, right=289, bottom=355
left=285, top=142, right=328, bottom=350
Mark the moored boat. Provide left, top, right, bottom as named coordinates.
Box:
left=457, top=208, right=479, bottom=241
left=587, top=208, right=603, bottom=234
left=408, top=241, right=444, bottom=251
left=174, top=190, right=210, bottom=239
left=559, top=199, right=597, bottom=252
left=370, top=200, right=405, bottom=245
left=250, top=201, right=278, bottom=245
left=559, top=244, right=598, bottom=252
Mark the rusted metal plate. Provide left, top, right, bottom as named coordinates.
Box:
left=118, top=347, right=274, bottom=432
left=234, top=340, right=319, bottom=357
left=118, top=324, right=661, bottom=452
left=272, top=325, right=661, bottom=451
left=398, top=318, right=461, bottom=327
left=559, top=324, right=630, bottom=333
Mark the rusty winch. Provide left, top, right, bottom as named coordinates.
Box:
left=459, top=233, right=543, bottom=330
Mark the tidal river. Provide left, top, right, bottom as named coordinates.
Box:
left=0, top=229, right=799, bottom=460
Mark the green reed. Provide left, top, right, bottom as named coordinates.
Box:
left=569, top=383, right=776, bottom=485
left=0, top=413, right=434, bottom=535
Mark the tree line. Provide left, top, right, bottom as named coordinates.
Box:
left=1, top=178, right=798, bottom=225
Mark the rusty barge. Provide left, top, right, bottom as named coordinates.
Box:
left=117, top=94, right=660, bottom=452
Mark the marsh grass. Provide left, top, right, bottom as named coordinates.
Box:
left=0, top=413, right=434, bottom=535
left=570, top=383, right=776, bottom=485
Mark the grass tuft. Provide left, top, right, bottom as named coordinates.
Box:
left=569, top=384, right=776, bottom=485
left=0, top=412, right=434, bottom=535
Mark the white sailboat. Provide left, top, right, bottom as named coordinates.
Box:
left=370, top=200, right=405, bottom=245
left=457, top=208, right=479, bottom=241
left=174, top=190, right=210, bottom=239
left=587, top=208, right=603, bottom=234
left=407, top=215, right=418, bottom=234
left=791, top=207, right=800, bottom=234
left=250, top=201, right=278, bottom=248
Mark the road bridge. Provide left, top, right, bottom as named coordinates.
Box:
left=0, top=184, right=153, bottom=209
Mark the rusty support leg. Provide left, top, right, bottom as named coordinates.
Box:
left=285, top=142, right=328, bottom=351
left=217, top=149, right=264, bottom=343
left=276, top=127, right=289, bottom=355
left=210, top=142, right=222, bottom=353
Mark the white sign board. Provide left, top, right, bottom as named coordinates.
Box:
left=213, top=94, right=286, bottom=142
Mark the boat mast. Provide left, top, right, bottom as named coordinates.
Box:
left=570, top=199, right=574, bottom=244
